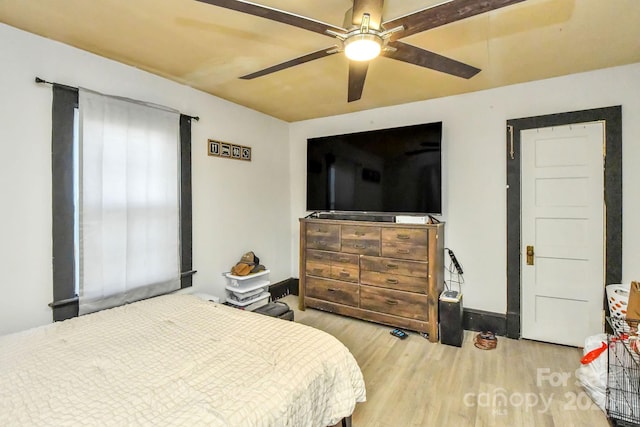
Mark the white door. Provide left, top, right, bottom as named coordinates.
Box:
left=521, top=122, right=605, bottom=347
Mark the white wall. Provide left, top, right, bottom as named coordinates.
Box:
left=289, top=62, right=640, bottom=315
left=0, top=24, right=291, bottom=335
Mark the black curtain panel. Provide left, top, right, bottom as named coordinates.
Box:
left=51, top=84, right=79, bottom=321
left=179, top=114, right=194, bottom=289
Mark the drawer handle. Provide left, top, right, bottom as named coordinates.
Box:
left=397, top=249, right=410, bottom=254
left=327, top=288, right=336, bottom=292
left=355, top=231, right=366, bottom=236
left=338, top=257, right=351, bottom=263
left=386, top=278, right=399, bottom=285
left=317, top=241, right=327, bottom=247
left=397, top=234, right=410, bottom=240
left=386, top=263, right=398, bottom=269
left=385, top=299, right=398, bottom=305
left=354, top=244, right=366, bottom=249
left=339, top=271, right=350, bottom=277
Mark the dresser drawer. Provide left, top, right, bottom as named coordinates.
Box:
left=331, top=252, right=359, bottom=267
left=307, top=249, right=333, bottom=263
left=306, top=250, right=358, bottom=281
left=360, top=270, right=427, bottom=294
left=306, top=223, right=340, bottom=251
left=306, top=277, right=359, bottom=307
left=381, top=227, right=428, bottom=261
left=341, top=225, right=380, bottom=256
left=360, top=256, right=428, bottom=277
left=305, top=250, right=331, bottom=278
left=360, top=286, right=428, bottom=321
left=306, top=260, right=331, bottom=278
left=330, top=265, right=359, bottom=283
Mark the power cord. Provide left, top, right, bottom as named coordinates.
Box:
left=444, top=248, right=464, bottom=293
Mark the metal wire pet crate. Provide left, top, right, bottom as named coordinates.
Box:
left=607, top=317, right=640, bottom=426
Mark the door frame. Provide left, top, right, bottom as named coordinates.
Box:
left=505, top=106, right=622, bottom=339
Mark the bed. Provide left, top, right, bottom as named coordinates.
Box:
left=0, top=294, right=366, bottom=426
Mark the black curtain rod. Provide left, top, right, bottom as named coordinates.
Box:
left=35, top=76, right=200, bottom=121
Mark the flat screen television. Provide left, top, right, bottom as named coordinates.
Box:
left=306, top=121, right=442, bottom=215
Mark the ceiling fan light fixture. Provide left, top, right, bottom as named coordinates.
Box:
left=344, top=33, right=382, bottom=61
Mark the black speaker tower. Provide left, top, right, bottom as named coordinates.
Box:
left=439, top=292, right=463, bottom=347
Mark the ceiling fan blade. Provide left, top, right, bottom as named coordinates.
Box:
left=352, top=0, right=385, bottom=30
left=383, top=41, right=480, bottom=79
left=240, top=47, right=339, bottom=79
left=348, top=61, right=369, bottom=102
left=196, top=0, right=347, bottom=37
left=383, top=0, right=526, bottom=42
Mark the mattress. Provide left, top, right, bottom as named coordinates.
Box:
left=0, top=294, right=366, bottom=426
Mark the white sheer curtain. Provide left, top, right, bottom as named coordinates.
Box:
left=78, top=88, right=181, bottom=315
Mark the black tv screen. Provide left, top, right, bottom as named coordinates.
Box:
left=306, top=122, right=442, bottom=215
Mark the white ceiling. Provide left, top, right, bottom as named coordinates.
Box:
left=1, top=0, right=639, bottom=122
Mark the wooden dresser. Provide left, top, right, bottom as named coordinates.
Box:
left=299, top=218, right=444, bottom=342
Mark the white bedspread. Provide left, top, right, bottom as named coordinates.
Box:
left=0, top=294, right=366, bottom=426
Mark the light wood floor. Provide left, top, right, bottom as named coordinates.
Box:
left=279, top=295, right=609, bottom=427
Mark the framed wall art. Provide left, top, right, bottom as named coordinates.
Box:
left=208, top=139, right=251, bottom=161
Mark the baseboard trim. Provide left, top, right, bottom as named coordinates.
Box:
left=463, top=308, right=507, bottom=337
left=269, top=277, right=299, bottom=300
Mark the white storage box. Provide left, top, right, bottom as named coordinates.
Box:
left=224, top=270, right=270, bottom=311
left=226, top=277, right=270, bottom=299
left=228, top=286, right=265, bottom=301
left=226, top=292, right=270, bottom=311
left=225, top=269, right=270, bottom=287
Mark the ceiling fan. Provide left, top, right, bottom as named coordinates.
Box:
left=196, top=0, right=526, bottom=102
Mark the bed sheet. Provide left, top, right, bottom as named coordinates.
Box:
left=0, top=294, right=366, bottom=426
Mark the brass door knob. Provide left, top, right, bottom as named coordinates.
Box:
left=526, top=245, right=534, bottom=265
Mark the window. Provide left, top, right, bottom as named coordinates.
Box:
left=50, top=85, right=193, bottom=320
